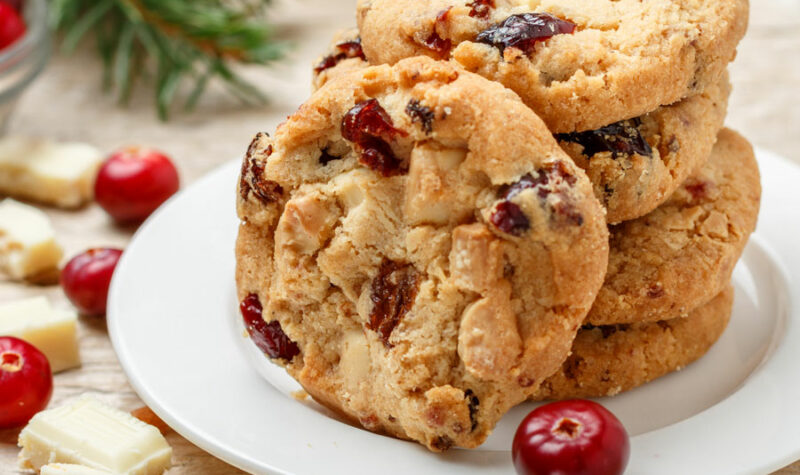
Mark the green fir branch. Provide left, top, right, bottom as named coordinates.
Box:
left=50, top=0, right=288, bottom=120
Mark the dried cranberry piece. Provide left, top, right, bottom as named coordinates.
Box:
left=342, top=99, right=409, bottom=176
left=684, top=181, right=709, bottom=201
left=467, top=0, right=495, bottom=19
left=476, top=13, right=575, bottom=54
left=314, top=38, right=366, bottom=74
left=423, top=8, right=453, bottom=55
left=240, top=293, right=300, bottom=361
left=405, top=99, right=435, bottom=134
left=240, top=143, right=284, bottom=204
left=556, top=118, right=653, bottom=158
left=465, top=389, right=480, bottom=431
left=490, top=201, right=530, bottom=236
left=497, top=162, right=582, bottom=227
left=367, top=261, right=421, bottom=347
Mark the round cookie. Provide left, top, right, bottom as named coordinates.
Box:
left=532, top=286, right=733, bottom=400
left=310, top=31, right=730, bottom=224
left=557, top=75, right=730, bottom=223
left=236, top=57, right=609, bottom=451
left=356, top=0, right=748, bottom=133
left=587, top=128, right=760, bottom=325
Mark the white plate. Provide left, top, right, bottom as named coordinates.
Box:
left=108, top=148, right=799, bottom=475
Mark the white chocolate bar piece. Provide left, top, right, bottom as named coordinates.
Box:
left=41, top=463, right=114, bottom=475
left=0, top=136, right=103, bottom=208
left=18, top=396, right=172, bottom=475
left=0, top=296, right=80, bottom=373
left=0, top=199, right=63, bottom=281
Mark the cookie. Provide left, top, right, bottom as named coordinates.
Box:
left=236, top=57, right=609, bottom=450
left=312, top=28, right=366, bottom=91
left=356, top=0, right=748, bottom=133
left=310, top=32, right=730, bottom=224
left=532, top=286, right=733, bottom=400
left=588, top=128, right=760, bottom=325
left=557, top=74, right=730, bottom=223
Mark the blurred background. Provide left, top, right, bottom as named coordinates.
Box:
left=0, top=0, right=798, bottom=472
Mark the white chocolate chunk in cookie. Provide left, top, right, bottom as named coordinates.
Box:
left=340, top=329, right=372, bottom=394
left=275, top=194, right=338, bottom=254
left=458, top=287, right=522, bottom=380
left=404, top=145, right=468, bottom=225
left=0, top=137, right=102, bottom=208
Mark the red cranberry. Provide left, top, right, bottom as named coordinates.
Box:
left=95, top=147, right=180, bottom=223
left=0, top=337, right=52, bottom=428
left=557, top=118, right=653, bottom=158
left=423, top=8, right=453, bottom=55
left=367, top=261, right=420, bottom=347
left=314, top=38, right=366, bottom=74
left=61, top=248, right=123, bottom=316
left=512, top=400, right=630, bottom=475
left=476, top=13, right=575, bottom=54
left=0, top=2, right=25, bottom=50
left=684, top=181, right=709, bottom=201
left=240, top=148, right=283, bottom=203
left=240, top=294, right=300, bottom=361
left=467, top=0, right=495, bottom=19
left=342, top=99, right=409, bottom=176
left=405, top=99, right=435, bottom=134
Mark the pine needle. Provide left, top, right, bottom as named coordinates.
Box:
left=50, top=0, right=288, bottom=120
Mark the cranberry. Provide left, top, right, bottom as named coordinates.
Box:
left=95, top=147, right=180, bottom=223
left=512, top=400, right=630, bottom=475
left=498, top=163, right=582, bottom=227
left=0, top=337, right=53, bottom=428
left=240, top=149, right=283, bottom=203
left=367, top=261, right=421, bottom=347
left=240, top=293, right=300, bottom=361
left=61, top=248, right=123, bottom=316
left=467, top=0, right=495, bottom=19
left=557, top=118, right=653, bottom=158
left=405, top=99, right=435, bottom=134
left=342, top=99, right=409, bottom=176
left=423, top=8, right=453, bottom=55
left=314, top=38, right=366, bottom=74
left=490, top=201, right=530, bottom=236
left=476, top=13, right=575, bottom=54
left=0, top=2, right=25, bottom=50
left=465, top=389, right=480, bottom=431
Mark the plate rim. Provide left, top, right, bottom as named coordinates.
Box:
left=108, top=147, right=799, bottom=475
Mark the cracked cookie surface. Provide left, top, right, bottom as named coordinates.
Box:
left=235, top=57, right=608, bottom=450
left=533, top=286, right=733, bottom=400
left=356, top=0, right=748, bottom=133
left=587, top=129, right=760, bottom=325
left=311, top=34, right=730, bottom=224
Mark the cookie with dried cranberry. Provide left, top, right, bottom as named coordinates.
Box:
left=356, top=0, right=748, bottom=133
left=533, top=286, right=733, bottom=400
left=558, top=75, right=730, bottom=223
left=312, top=28, right=368, bottom=91
left=587, top=129, right=760, bottom=326
left=235, top=57, right=609, bottom=451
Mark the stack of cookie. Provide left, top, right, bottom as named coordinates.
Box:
left=235, top=0, right=758, bottom=451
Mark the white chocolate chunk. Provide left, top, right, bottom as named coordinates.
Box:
left=404, top=145, right=468, bottom=225
left=0, top=137, right=103, bottom=208
left=18, top=396, right=172, bottom=475
left=41, top=463, right=114, bottom=475
left=0, top=296, right=80, bottom=373
left=0, top=199, right=63, bottom=281
left=340, top=329, right=371, bottom=394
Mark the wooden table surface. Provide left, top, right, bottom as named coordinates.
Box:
left=1, top=1, right=798, bottom=473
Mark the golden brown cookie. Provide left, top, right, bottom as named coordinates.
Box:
left=235, top=57, right=609, bottom=451
left=588, top=129, right=760, bottom=325
left=356, top=0, right=748, bottom=133
left=532, top=286, right=733, bottom=400
left=310, top=32, right=730, bottom=224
